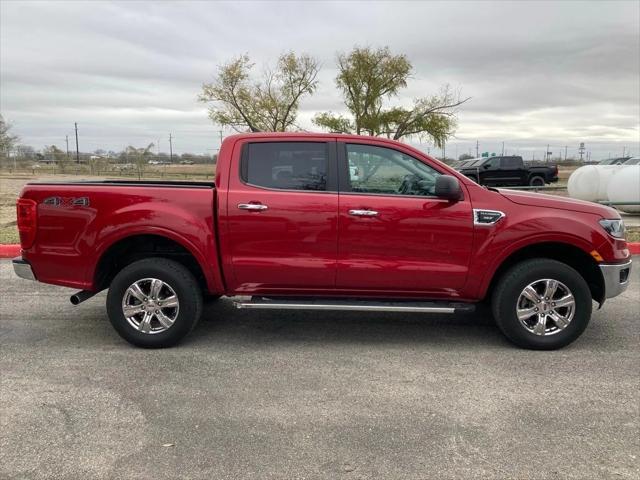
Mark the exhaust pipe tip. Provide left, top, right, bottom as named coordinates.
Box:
left=70, top=290, right=95, bottom=305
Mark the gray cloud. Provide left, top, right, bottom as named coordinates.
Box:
left=1, top=0, right=638, bottom=159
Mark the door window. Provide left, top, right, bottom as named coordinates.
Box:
left=242, top=142, right=328, bottom=191
left=344, top=144, right=441, bottom=196
left=483, top=157, right=500, bottom=169
left=501, top=157, right=522, bottom=169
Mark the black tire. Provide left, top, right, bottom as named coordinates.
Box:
left=204, top=294, right=222, bottom=303
left=529, top=175, right=545, bottom=187
left=106, top=258, right=203, bottom=348
left=491, top=259, right=592, bottom=350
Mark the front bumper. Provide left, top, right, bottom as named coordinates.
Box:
left=600, top=260, right=632, bottom=299
left=12, top=257, right=36, bottom=281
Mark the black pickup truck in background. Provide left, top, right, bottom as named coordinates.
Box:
left=455, top=156, right=559, bottom=187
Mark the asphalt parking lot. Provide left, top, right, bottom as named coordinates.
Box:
left=0, top=260, right=638, bottom=479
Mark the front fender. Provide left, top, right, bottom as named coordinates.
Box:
left=465, top=210, right=606, bottom=299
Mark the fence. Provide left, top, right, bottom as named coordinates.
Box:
left=501, top=185, right=639, bottom=207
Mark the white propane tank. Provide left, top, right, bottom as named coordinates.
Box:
left=607, top=165, right=640, bottom=213
left=567, top=165, right=621, bottom=202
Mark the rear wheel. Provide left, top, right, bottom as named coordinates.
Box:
left=492, top=259, right=592, bottom=350
left=106, top=258, right=202, bottom=348
left=529, top=175, right=545, bottom=187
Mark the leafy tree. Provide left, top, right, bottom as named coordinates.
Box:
left=125, top=143, right=155, bottom=180
left=199, top=52, right=320, bottom=132
left=314, top=47, right=469, bottom=146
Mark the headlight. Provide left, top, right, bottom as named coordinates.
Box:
left=599, top=219, right=625, bottom=238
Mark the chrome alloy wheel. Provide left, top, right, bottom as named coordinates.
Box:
left=516, top=279, right=575, bottom=336
left=121, top=278, right=179, bottom=334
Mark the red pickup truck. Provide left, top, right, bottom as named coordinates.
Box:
left=13, top=133, right=632, bottom=349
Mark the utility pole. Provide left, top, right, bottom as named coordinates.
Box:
left=578, top=142, right=585, bottom=162
left=169, top=133, right=173, bottom=163
left=74, top=122, right=80, bottom=163
left=564, top=146, right=568, bottom=161
left=501, top=142, right=504, bottom=156
left=475, top=140, right=479, bottom=158
left=546, top=144, right=550, bottom=163
left=65, top=135, right=70, bottom=160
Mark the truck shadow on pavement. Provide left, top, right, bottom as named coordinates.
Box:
left=188, top=298, right=509, bottom=349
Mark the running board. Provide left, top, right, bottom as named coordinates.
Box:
left=234, top=297, right=475, bottom=314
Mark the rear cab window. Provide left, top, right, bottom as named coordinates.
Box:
left=241, top=142, right=328, bottom=191
left=501, top=157, right=523, bottom=169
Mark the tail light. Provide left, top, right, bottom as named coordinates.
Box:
left=16, top=198, right=38, bottom=249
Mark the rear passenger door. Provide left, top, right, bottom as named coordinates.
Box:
left=224, top=139, right=339, bottom=294
left=499, top=157, right=527, bottom=185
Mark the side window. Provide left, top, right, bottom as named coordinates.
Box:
left=345, top=144, right=441, bottom=196
left=501, top=157, right=521, bottom=169
left=243, top=142, right=327, bottom=191
left=483, top=157, right=500, bottom=169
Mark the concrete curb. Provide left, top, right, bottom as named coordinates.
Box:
left=0, top=245, right=21, bottom=258
left=1, top=243, right=639, bottom=258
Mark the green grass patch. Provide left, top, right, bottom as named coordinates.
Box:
left=0, top=225, right=19, bottom=244
left=626, top=229, right=640, bottom=243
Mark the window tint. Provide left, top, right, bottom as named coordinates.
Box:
left=345, top=144, right=441, bottom=196
left=483, top=157, right=500, bottom=169
left=244, top=142, right=327, bottom=191
left=501, top=157, right=522, bottom=169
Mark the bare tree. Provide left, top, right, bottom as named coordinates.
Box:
left=125, top=143, right=155, bottom=180
left=199, top=52, right=320, bottom=132
left=0, top=114, right=19, bottom=166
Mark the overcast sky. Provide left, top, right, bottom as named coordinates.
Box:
left=1, top=0, right=639, bottom=159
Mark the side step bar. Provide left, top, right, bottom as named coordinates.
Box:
left=234, top=297, right=475, bottom=314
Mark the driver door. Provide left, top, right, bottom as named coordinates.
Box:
left=336, top=141, right=474, bottom=294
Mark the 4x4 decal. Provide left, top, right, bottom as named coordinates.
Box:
left=43, top=196, right=90, bottom=207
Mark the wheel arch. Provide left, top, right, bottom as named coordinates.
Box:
left=93, top=233, right=215, bottom=294
left=483, top=241, right=605, bottom=305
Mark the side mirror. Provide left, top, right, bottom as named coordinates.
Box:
left=435, top=175, right=462, bottom=201
left=483, top=163, right=491, bottom=169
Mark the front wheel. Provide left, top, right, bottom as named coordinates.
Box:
left=106, top=258, right=203, bottom=348
left=492, top=259, right=592, bottom=350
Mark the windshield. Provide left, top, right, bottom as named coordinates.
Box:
left=624, top=158, right=640, bottom=165
left=468, top=158, right=486, bottom=167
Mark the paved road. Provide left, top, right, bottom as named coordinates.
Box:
left=1, top=260, right=638, bottom=480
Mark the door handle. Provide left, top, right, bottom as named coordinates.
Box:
left=238, top=203, right=268, bottom=211
left=349, top=209, right=378, bottom=217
